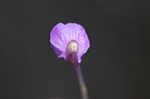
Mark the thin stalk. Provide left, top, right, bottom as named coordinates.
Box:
left=67, top=53, right=88, bottom=99
left=71, top=53, right=88, bottom=99
left=74, top=65, right=88, bottom=99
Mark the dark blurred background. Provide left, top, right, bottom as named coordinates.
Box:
left=0, top=0, right=150, bottom=99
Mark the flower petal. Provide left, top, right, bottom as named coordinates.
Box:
left=50, top=22, right=90, bottom=63
left=50, top=23, right=65, bottom=58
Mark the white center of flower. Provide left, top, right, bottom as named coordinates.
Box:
left=67, top=40, right=78, bottom=53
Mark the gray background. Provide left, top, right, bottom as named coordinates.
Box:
left=0, top=0, right=150, bottom=99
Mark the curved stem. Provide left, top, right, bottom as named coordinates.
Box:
left=74, top=65, right=88, bottom=99
left=67, top=53, right=88, bottom=99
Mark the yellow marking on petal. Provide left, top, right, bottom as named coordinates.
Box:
left=67, top=40, right=78, bottom=53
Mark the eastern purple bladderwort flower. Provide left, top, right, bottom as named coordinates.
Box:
left=50, top=22, right=90, bottom=99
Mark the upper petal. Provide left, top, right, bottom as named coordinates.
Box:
left=50, top=23, right=65, bottom=57
left=50, top=22, right=90, bottom=63
left=60, top=23, right=90, bottom=63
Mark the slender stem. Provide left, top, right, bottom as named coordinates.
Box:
left=74, top=65, right=88, bottom=99
left=67, top=53, right=88, bottom=99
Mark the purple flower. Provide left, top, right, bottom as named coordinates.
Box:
left=50, top=22, right=90, bottom=63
